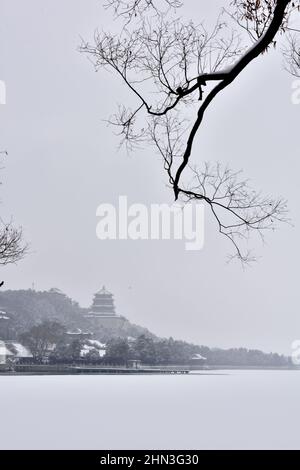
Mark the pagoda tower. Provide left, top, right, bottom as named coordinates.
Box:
left=85, top=286, right=119, bottom=319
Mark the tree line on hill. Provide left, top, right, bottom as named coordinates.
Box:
left=0, top=288, right=153, bottom=341
left=15, top=320, right=291, bottom=367
left=104, top=336, right=290, bottom=367
left=0, top=289, right=292, bottom=367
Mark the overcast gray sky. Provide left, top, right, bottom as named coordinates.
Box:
left=0, top=0, right=299, bottom=354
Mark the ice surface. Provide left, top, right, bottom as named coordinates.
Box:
left=0, top=370, right=299, bottom=450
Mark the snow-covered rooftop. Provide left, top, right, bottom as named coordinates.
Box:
left=88, top=339, right=106, bottom=349
left=0, top=310, right=9, bottom=320
left=0, top=341, right=14, bottom=357
left=7, top=342, right=32, bottom=358
left=191, top=353, right=207, bottom=361
left=66, top=329, right=92, bottom=336
left=80, top=343, right=105, bottom=357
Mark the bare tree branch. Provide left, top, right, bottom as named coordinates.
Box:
left=0, top=221, right=28, bottom=266
left=81, top=0, right=297, bottom=262
left=283, top=32, right=300, bottom=75
left=173, top=0, right=291, bottom=198
left=104, top=0, right=182, bottom=20
left=180, top=163, right=289, bottom=263
left=0, top=154, right=28, bottom=268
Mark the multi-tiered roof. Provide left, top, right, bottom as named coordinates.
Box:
left=86, top=286, right=118, bottom=318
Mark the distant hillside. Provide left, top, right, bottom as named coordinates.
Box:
left=0, top=288, right=155, bottom=342
left=0, top=288, right=291, bottom=367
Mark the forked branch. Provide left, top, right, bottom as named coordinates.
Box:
left=81, top=0, right=297, bottom=262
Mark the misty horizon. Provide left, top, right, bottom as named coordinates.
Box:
left=1, top=0, right=299, bottom=357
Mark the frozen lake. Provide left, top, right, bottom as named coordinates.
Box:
left=0, top=370, right=299, bottom=450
